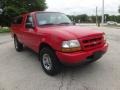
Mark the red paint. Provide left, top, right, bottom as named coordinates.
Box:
left=11, top=11, right=108, bottom=64
left=56, top=44, right=108, bottom=64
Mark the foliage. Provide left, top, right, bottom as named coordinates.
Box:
left=0, top=28, right=10, bottom=33
left=68, top=14, right=120, bottom=23
left=68, top=14, right=89, bottom=23
left=0, top=0, right=47, bottom=26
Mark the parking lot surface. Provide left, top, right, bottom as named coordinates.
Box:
left=0, top=26, right=120, bottom=90
left=0, top=33, right=12, bottom=44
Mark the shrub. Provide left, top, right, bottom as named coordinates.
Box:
left=0, top=27, right=10, bottom=33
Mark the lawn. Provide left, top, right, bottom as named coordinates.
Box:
left=0, top=27, right=10, bottom=33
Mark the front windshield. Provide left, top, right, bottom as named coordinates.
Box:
left=36, top=12, right=72, bottom=26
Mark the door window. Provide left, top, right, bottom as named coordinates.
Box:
left=25, top=15, right=34, bottom=29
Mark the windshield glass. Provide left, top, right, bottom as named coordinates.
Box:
left=36, top=12, right=72, bottom=26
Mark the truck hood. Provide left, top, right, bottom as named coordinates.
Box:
left=38, top=25, right=104, bottom=40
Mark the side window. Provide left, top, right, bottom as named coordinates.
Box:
left=12, top=16, right=23, bottom=24
left=12, top=18, right=16, bottom=24
left=26, top=15, right=33, bottom=24
left=25, top=15, right=34, bottom=29
left=17, top=17, right=23, bottom=24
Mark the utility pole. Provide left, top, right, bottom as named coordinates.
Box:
left=96, top=7, right=98, bottom=26
left=101, top=0, right=104, bottom=25
left=118, top=6, right=120, bottom=13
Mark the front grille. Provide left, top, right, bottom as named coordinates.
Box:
left=81, top=35, right=104, bottom=50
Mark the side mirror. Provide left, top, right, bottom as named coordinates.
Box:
left=26, top=23, right=34, bottom=29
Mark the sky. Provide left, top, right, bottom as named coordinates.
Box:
left=46, top=0, right=120, bottom=15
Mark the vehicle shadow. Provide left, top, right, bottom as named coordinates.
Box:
left=23, top=46, right=102, bottom=77
left=15, top=46, right=106, bottom=90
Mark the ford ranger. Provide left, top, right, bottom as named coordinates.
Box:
left=11, top=11, right=108, bottom=75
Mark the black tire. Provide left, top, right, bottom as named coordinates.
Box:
left=39, top=47, right=61, bottom=76
left=14, top=36, right=23, bottom=52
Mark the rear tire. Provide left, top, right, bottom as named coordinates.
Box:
left=39, top=47, right=62, bottom=76
left=14, top=36, right=23, bottom=52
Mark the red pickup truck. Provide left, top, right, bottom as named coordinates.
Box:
left=11, top=11, right=108, bottom=75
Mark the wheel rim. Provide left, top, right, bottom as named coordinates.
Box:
left=42, top=54, right=52, bottom=71
left=14, top=38, right=18, bottom=49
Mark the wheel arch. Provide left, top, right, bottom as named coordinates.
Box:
left=39, top=42, right=55, bottom=52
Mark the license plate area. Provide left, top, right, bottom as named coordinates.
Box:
left=87, top=51, right=103, bottom=61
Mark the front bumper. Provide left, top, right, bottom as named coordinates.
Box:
left=56, top=43, right=108, bottom=65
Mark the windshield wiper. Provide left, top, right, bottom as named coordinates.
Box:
left=40, top=22, right=71, bottom=26
left=40, top=23, right=56, bottom=26
left=58, top=22, right=71, bottom=25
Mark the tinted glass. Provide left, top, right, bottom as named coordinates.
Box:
left=13, top=16, right=23, bottom=24
left=16, top=17, right=23, bottom=24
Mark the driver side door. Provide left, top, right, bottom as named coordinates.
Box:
left=23, top=15, right=37, bottom=51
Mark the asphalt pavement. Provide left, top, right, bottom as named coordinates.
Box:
left=0, top=26, right=120, bottom=90
left=0, top=33, right=12, bottom=45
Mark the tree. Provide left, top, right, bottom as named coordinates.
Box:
left=77, top=14, right=88, bottom=23
left=68, top=14, right=89, bottom=23
left=119, top=6, right=120, bottom=13
left=0, top=0, right=47, bottom=26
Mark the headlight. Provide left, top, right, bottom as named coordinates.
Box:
left=62, top=40, right=81, bottom=52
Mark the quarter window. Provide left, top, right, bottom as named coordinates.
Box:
left=13, top=16, right=23, bottom=24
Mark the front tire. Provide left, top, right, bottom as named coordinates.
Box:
left=14, top=36, right=23, bottom=52
left=39, top=47, right=61, bottom=76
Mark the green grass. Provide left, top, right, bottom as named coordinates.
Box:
left=0, top=28, right=10, bottom=33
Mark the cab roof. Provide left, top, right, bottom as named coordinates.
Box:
left=21, top=11, right=63, bottom=16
